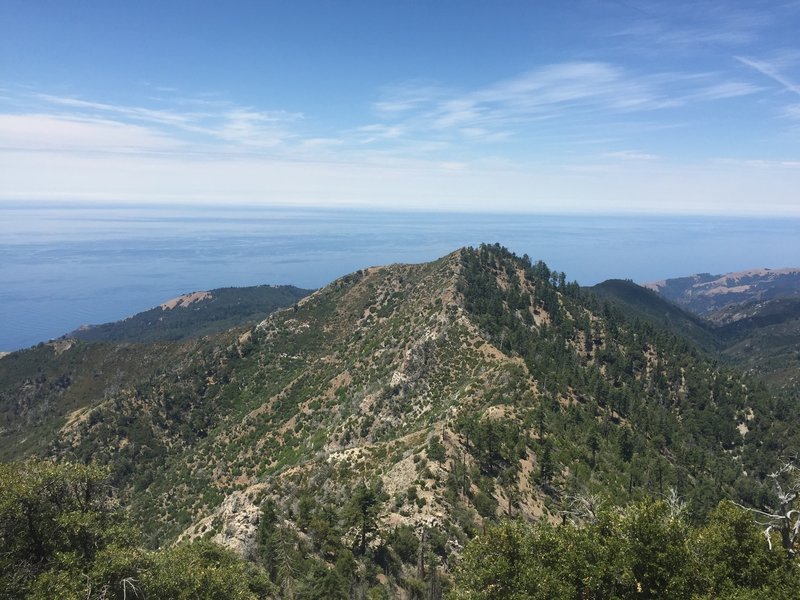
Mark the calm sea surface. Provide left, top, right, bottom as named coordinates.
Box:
left=2, top=203, right=799, bottom=352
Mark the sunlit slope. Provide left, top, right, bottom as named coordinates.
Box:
left=2, top=245, right=793, bottom=560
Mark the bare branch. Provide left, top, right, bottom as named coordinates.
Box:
left=736, top=461, right=800, bottom=557
left=665, top=488, right=686, bottom=519
left=560, top=493, right=602, bottom=525
left=728, top=500, right=782, bottom=521
left=121, top=577, right=141, bottom=600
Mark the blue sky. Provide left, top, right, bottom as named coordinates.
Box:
left=2, top=0, right=800, bottom=214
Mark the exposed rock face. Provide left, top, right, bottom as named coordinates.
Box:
left=161, top=291, right=212, bottom=310
left=180, top=484, right=267, bottom=557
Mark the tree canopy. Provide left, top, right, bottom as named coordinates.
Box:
left=0, top=460, right=273, bottom=600
left=450, top=498, right=799, bottom=600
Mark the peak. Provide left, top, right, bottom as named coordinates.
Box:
left=287, top=245, right=559, bottom=323
left=593, top=278, right=639, bottom=288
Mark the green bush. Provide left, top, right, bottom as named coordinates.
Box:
left=450, top=499, right=800, bottom=600
left=0, top=460, right=273, bottom=600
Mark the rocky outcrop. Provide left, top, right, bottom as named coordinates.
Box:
left=179, top=483, right=267, bottom=557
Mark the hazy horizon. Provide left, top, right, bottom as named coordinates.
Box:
left=2, top=203, right=799, bottom=352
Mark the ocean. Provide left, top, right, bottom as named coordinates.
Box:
left=2, top=203, right=799, bottom=352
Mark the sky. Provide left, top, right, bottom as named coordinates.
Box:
left=2, top=0, right=800, bottom=214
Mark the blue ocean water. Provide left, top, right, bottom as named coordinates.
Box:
left=1, top=203, right=799, bottom=352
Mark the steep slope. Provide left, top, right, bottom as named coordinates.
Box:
left=714, top=298, right=800, bottom=389
left=2, top=245, right=796, bottom=595
left=598, top=278, right=800, bottom=392
left=0, top=339, right=184, bottom=461
left=68, top=284, right=312, bottom=343
left=645, top=268, right=800, bottom=316
left=587, top=279, right=718, bottom=353
left=51, top=251, right=499, bottom=543
left=42, top=250, right=787, bottom=527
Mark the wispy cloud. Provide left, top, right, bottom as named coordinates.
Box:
left=211, top=108, right=301, bottom=148
left=784, top=104, right=800, bottom=119
left=602, top=150, right=660, bottom=161
left=370, top=62, right=761, bottom=149
left=354, top=123, right=406, bottom=143
left=0, top=56, right=765, bottom=166
left=610, top=1, right=776, bottom=51
left=470, top=62, right=653, bottom=114
left=735, top=55, right=800, bottom=96
left=0, top=113, right=182, bottom=153
left=36, top=94, right=199, bottom=128
left=374, top=82, right=446, bottom=116
left=682, top=81, right=763, bottom=101
left=1, top=86, right=798, bottom=216
left=716, top=157, right=800, bottom=169
left=32, top=93, right=303, bottom=149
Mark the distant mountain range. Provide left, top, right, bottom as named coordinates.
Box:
left=644, top=268, right=800, bottom=317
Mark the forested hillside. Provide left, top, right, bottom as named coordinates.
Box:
left=69, top=284, right=312, bottom=343
left=587, top=278, right=718, bottom=353
left=591, top=278, right=800, bottom=393
left=2, top=245, right=798, bottom=599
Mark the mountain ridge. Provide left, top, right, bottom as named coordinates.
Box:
left=2, top=244, right=797, bottom=597
left=644, top=267, right=800, bottom=316
left=587, top=278, right=719, bottom=353
left=66, top=283, right=313, bottom=344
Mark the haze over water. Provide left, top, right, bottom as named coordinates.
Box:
left=2, top=203, right=798, bottom=352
